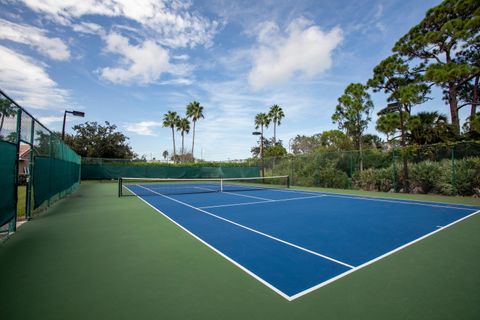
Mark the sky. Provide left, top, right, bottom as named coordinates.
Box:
left=0, top=0, right=452, bottom=161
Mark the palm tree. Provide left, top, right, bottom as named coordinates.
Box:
left=408, top=111, right=449, bottom=144
left=186, top=101, right=204, bottom=159
left=162, top=150, right=169, bottom=160
left=163, top=111, right=180, bottom=158
left=176, top=117, right=191, bottom=155
left=254, top=113, right=270, bottom=159
left=268, top=104, right=285, bottom=143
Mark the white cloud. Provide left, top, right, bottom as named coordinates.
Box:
left=0, top=18, right=70, bottom=60
left=248, top=18, right=343, bottom=90
left=125, top=121, right=163, bottom=136
left=99, top=32, right=188, bottom=85
left=19, top=0, right=218, bottom=48
left=72, top=22, right=103, bottom=35
left=37, top=115, right=63, bottom=125
left=0, top=45, right=69, bottom=109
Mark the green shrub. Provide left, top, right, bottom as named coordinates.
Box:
left=355, top=167, right=395, bottom=192
left=452, top=157, right=480, bottom=196
left=430, top=157, right=480, bottom=196
left=410, top=160, right=442, bottom=193
left=314, top=166, right=349, bottom=189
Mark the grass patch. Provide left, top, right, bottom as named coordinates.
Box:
left=17, top=185, right=26, bottom=219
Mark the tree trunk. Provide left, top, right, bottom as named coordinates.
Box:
left=273, top=121, right=276, bottom=144
left=260, top=126, right=263, bottom=159
left=358, top=136, right=363, bottom=172
left=181, top=132, right=185, bottom=155
left=448, top=82, right=460, bottom=135
left=0, top=114, right=4, bottom=133
left=471, top=76, right=479, bottom=129
left=171, top=127, right=176, bottom=159
left=398, top=106, right=410, bottom=192
left=191, top=120, right=196, bottom=159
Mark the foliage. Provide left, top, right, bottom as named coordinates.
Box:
left=268, top=104, right=285, bottom=143
left=163, top=111, right=180, bottom=157
left=332, top=83, right=373, bottom=147
left=393, top=0, right=480, bottom=133
left=356, top=167, right=395, bottom=192
left=64, top=121, right=135, bottom=158
left=186, top=101, right=205, bottom=157
left=290, top=134, right=322, bottom=154
left=410, top=161, right=443, bottom=193
left=313, top=159, right=350, bottom=189
left=407, top=111, right=456, bottom=144
left=264, top=143, right=287, bottom=157
left=0, top=96, right=16, bottom=136
left=176, top=117, right=191, bottom=154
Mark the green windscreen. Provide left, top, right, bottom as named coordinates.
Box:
left=31, top=122, right=81, bottom=209
left=81, top=164, right=259, bottom=180
left=33, top=157, right=80, bottom=208
left=0, top=141, right=17, bottom=226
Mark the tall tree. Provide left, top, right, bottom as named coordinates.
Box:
left=268, top=104, right=285, bottom=143
left=176, top=117, right=191, bottom=155
left=368, top=54, right=430, bottom=191
left=162, top=150, right=169, bottom=160
left=64, top=121, right=135, bottom=158
left=0, top=97, right=16, bottom=135
left=254, top=113, right=270, bottom=159
left=407, top=111, right=453, bottom=144
left=393, top=0, right=480, bottom=134
left=163, top=111, right=180, bottom=159
left=290, top=134, right=322, bottom=154
left=318, top=130, right=352, bottom=151
left=186, top=101, right=204, bottom=159
left=375, top=112, right=403, bottom=143
left=332, top=83, right=373, bottom=171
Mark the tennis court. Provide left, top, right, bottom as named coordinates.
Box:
left=120, top=176, right=480, bottom=300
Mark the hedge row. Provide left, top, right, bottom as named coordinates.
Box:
left=355, top=157, right=480, bottom=196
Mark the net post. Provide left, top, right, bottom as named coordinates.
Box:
left=220, top=179, right=224, bottom=192
left=118, top=178, right=122, bottom=197
left=287, top=175, right=290, bottom=188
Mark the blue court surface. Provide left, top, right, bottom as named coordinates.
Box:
left=125, top=184, right=480, bottom=301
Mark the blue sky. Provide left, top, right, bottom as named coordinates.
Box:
left=0, top=0, right=449, bottom=160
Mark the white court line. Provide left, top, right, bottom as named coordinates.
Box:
left=269, top=188, right=479, bottom=211
left=135, top=184, right=354, bottom=270
left=124, top=185, right=292, bottom=301
left=289, top=209, right=480, bottom=300
left=199, top=195, right=327, bottom=209
left=126, top=184, right=480, bottom=301
left=222, top=191, right=273, bottom=201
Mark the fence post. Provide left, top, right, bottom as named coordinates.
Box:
left=290, top=157, right=294, bottom=186
left=10, top=108, right=22, bottom=233
left=26, top=119, right=35, bottom=219
left=349, top=151, right=353, bottom=189
left=392, top=147, right=397, bottom=192
left=451, top=145, right=456, bottom=195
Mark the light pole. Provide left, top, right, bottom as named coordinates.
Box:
left=62, top=110, right=85, bottom=140
left=252, top=131, right=264, bottom=177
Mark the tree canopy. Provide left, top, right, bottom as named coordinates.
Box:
left=64, top=121, right=135, bottom=158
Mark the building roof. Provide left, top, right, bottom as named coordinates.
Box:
left=19, top=144, right=31, bottom=159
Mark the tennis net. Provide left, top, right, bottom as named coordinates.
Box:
left=118, top=175, right=290, bottom=197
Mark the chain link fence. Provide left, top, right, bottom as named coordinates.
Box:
left=0, top=89, right=81, bottom=235
left=246, top=142, right=480, bottom=196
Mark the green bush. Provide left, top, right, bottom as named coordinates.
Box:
left=451, top=157, right=480, bottom=196
left=410, top=160, right=442, bottom=193
left=355, top=167, right=395, bottom=192
left=313, top=160, right=349, bottom=189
